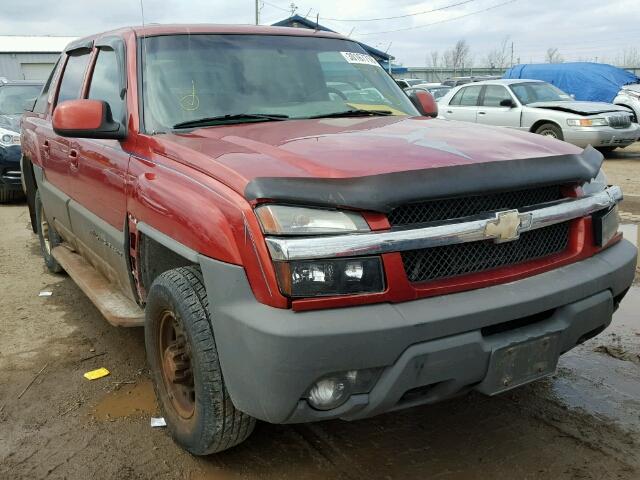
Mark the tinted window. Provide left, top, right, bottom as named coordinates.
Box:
left=0, top=85, right=42, bottom=115
left=450, top=85, right=482, bottom=106
left=34, top=58, right=60, bottom=114
left=482, top=85, right=512, bottom=107
left=88, top=49, right=124, bottom=121
left=57, top=53, right=90, bottom=104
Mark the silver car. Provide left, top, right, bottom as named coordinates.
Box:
left=613, top=83, right=640, bottom=122
left=438, top=79, right=640, bottom=151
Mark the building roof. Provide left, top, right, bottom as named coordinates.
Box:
left=271, top=15, right=393, bottom=61
left=0, top=35, right=77, bottom=53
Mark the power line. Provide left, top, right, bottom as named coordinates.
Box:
left=319, top=0, right=478, bottom=22
left=356, top=0, right=521, bottom=36
left=261, top=0, right=478, bottom=22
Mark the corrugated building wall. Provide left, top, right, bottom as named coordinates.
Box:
left=0, top=52, right=61, bottom=80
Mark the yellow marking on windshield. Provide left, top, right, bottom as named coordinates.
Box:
left=180, top=80, right=200, bottom=111
left=346, top=103, right=408, bottom=115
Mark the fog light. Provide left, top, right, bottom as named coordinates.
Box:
left=306, top=368, right=382, bottom=411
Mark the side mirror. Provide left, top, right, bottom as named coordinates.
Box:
left=408, top=90, right=438, bottom=118
left=500, top=98, right=515, bottom=108
left=53, top=99, right=125, bottom=140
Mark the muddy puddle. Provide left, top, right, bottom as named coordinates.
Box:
left=91, top=379, right=158, bottom=420
left=550, top=284, right=640, bottom=432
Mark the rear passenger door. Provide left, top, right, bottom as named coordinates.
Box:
left=39, top=46, right=92, bottom=234
left=476, top=85, right=522, bottom=128
left=441, top=85, right=482, bottom=122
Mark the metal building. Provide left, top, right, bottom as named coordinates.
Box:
left=0, top=36, right=76, bottom=81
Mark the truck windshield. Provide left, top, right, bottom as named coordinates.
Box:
left=140, top=34, right=418, bottom=132
left=510, top=82, right=573, bottom=105
left=0, top=85, right=42, bottom=115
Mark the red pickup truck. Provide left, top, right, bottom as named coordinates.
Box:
left=21, top=25, right=636, bottom=455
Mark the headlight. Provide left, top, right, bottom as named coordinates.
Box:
left=582, top=168, right=608, bottom=195
left=567, top=118, right=608, bottom=127
left=274, top=257, right=385, bottom=297
left=0, top=129, right=20, bottom=146
left=255, top=205, right=370, bottom=235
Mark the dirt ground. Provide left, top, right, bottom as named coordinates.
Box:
left=1, top=146, right=640, bottom=479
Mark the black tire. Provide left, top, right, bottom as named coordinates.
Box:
left=596, top=146, right=616, bottom=155
left=535, top=123, right=564, bottom=141
left=34, top=190, right=63, bottom=273
left=0, top=187, right=24, bottom=203
left=145, top=266, right=255, bottom=455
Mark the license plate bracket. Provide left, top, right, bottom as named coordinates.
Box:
left=477, top=333, right=561, bottom=395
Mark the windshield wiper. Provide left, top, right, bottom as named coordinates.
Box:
left=173, top=113, right=289, bottom=129
left=305, top=109, right=394, bottom=119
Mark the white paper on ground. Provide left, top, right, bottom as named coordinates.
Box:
left=150, top=417, right=167, bottom=428
left=38, top=291, right=53, bottom=297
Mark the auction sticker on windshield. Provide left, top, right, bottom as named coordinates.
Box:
left=341, top=52, right=380, bottom=67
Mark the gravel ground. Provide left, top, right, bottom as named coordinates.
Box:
left=1, top=145, right=639, bottom=479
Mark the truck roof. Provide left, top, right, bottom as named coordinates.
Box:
left=66, top=24, right=347, bottom=52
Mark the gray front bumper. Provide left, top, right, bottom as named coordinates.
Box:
left=199, top=240, right=637, bottom=424
left=563, top=124, right=640, bottom=148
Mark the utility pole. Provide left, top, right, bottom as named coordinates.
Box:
left=510, top=41, right=514, bottom=67
left=255, top=0, right=259, bottom=25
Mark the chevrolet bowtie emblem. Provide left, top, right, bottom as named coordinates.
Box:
left=485, top=210, right=530, bottom=243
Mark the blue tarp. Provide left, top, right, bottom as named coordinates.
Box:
left=503, top=62, right=640, bottom=103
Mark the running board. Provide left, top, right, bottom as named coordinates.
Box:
left=51, top=246, right=144, bottom=327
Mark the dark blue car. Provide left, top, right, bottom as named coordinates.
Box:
left=0, top=79, right=43, bottom=203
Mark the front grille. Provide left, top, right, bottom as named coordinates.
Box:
left=607, top=114, right=632, bottom=129
left=402, top=222, right=570, bottom=283
left=388, top=185, right=563, bottom=226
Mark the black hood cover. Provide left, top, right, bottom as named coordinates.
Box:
left=245, top=145, right=604, bottom=212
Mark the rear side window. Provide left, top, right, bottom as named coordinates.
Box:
left=33, top=58, right=60, bottom=114
left=482, top=85, right=512, bottom=107
left=56, top=53, right=91, bottom=105
left=88, top=49, right=124, bottom=121
left=450, top=85, right=482, bottom=106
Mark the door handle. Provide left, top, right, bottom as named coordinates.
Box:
left=446, top=110, right=453, bottom=114
left=69, top=148, right=79, bottom=170
left=478, top=111, right=487, bottom=115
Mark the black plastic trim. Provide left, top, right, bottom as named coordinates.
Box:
left=244, top=146, right=603, bottom=213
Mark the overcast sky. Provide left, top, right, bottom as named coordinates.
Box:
left=1, top=0, right=639, bottom=66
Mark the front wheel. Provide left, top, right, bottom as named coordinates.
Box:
left=535, top=123, right=564, bottom=141
left=145, top=266, right=255, bottom=455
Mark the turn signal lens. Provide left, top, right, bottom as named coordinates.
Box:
left=274, top=257, right=384, bottom=297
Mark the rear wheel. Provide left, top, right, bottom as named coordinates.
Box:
left=145, top=266, right=255, bottom=455
left=535, top=123, right=564, bottom=140
left=35, top=190, right=63, bottom=273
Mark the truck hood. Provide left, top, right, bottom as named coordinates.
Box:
left=154, top=116, right=600, bottom=211
left=527, top=101, right=632, bottom=115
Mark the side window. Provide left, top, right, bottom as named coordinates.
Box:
left=449, top=88, right=466, bottom=106
left=33, top=58, right=60, bottom=114
left=88, top=49, right=124, bottom=121
left=482, top=85, right=513, bottom=107
left=458, top=85, right=482, bottom=106
left=56, top=52, right=91, bottom=105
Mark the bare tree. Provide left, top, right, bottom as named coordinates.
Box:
left=545, top=47, right=564, bottom=64
left=486, top=36, right=510, bottom=69
left=616, top=47, right=640, bottom=67
left=429, top=50, right=440, bottom=68
left=443, top=40, right=471, bottom=73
